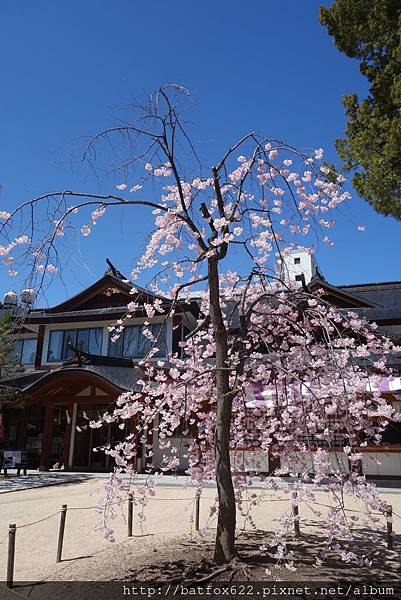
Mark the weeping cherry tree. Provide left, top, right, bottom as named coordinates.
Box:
left=0, top=85, right=399, bottom=567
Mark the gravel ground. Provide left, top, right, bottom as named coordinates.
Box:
left=0, top=477, right=400, bottom=599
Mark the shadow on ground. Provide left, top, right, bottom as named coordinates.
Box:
left=6, top=522, right=401, bottom=600
left=120, top=521, right=401, bottom=583
left=0, top=473, right=91, bottom=493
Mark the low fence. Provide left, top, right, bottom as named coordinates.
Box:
left=290, top=490, right=396, bottom=547
left=1, top=494, right=202, bottom=589
left=0, top=491, right=399, bottom=590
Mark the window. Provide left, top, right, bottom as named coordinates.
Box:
left=108, top=323, right=167, bottom=359
left=294, top=257, right=301, bottom=265
left=13, top=338, right=37, bottom=365
left=47, top=328, right=103, bottom=362
left=295, top=274, right=303, bottom=283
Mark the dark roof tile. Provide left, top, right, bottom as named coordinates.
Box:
left=22, top=365, right=144, bottom=393
left=338, top=282, right=401, bottom=321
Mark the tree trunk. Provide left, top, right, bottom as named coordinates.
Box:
left=208, top=258, right=237, bottom=563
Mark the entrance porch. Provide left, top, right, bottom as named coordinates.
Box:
left=6, top=363, right=143, bottom=472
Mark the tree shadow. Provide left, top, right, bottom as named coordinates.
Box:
left=117, top=523, right=400, bottom=583
left=0, top=473, right=91, bottom=494
left=235, top=522, right=401, bottom=581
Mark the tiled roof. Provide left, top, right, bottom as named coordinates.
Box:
left=27, top=306, right=129, bottom=321
left=21, top=364, right=144, bottom=393
left=0, top=370, right=47, bottom=389
left=338, top=281, right=401, bottom=321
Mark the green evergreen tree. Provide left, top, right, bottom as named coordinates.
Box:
left=0, top=314, right=22, bottom=402
left=320, top=0, right=401, bottom=218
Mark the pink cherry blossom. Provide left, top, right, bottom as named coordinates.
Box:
left=81, top=225, right=91, bottom=237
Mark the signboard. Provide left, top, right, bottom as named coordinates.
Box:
left=3, top=451, right=29, bottom=469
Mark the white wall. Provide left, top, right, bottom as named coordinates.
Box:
left=230, top=449, right=270, bottom=473
left=277, top=251, right=320, bottom=286
left=152, top=436, right=192, bottom=472
left=362, top=452, right=401, bottom=477
left=279, top=450, right=350, bottom=475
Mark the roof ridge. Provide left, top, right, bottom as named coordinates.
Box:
left=339, top=281, right=401, bottom=288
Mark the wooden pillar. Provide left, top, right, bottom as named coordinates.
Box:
left=172, top=315, right=183, bottom=356
left=128, top=415, right=139, bottom=472
left=139, top=419, right=155, bottom=473
left=61, top=402, right=74, bottom=469
left=68, top=403, right=78, bottom=469
left=34, top=325, right=45, bottom=369
left=268, top=450, right=280, bottom=475
left=39, top=402, right=54, bottom=471
left=149, top=415, right=159, bottom=472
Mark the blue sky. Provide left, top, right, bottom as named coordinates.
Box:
left=1, top=0, right=400, bottom=306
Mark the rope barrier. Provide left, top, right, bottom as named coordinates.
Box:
left=17, top=512, right=60, bottom=529
left=0, top=495, right=398, bottom=536
left=135, top=496, right=198, bottom=501
left=68, top=501, right=122, bottom=510
left=252, top=497, right=290, bottom=503
left=311, top=499, right=401, bottom=520
left=0, top=498, right=198, bottom=537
